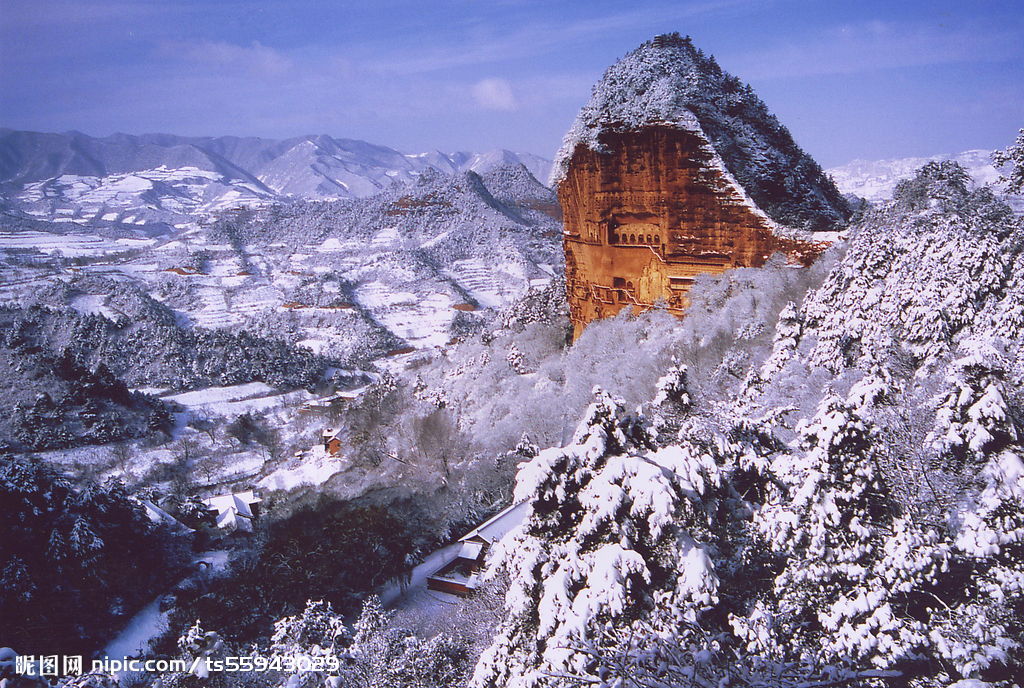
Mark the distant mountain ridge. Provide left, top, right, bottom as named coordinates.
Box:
left=826, top=149, right=1013, bottom=202
left=0, top=128, right=552, bottom=226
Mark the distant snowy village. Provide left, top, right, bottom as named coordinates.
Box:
left=2, top=31, right=1024, bottom=688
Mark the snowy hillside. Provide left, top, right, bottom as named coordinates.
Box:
left=471, top=159, right=1024, bottom=687
left=0, top=163, right=562, bottom=364
left=200, top=166, right=562, bottom=351
left=0, top=126, right=561, bottom=365
left=0, top=129, right=551, bottom=225
left=14, top=165, right=275, bottom=227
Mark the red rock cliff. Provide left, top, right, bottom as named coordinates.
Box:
left=555, top=34, right=847, bottom=340
left=560, top=126, right=828, bottom=340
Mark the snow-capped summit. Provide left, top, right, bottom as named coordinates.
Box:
left=551, top=32, right=850, bottom=232
left=0, top=129, right=553, bottom=225
left=555, top=33, right=849, bottom=338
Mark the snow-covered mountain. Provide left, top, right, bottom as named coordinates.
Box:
left=0, top=129, right=551, bottom=225
left=0, top=161, right=563, bottom=363
left=187, top=165, right=562, bottom=354
left=551, top=33, right=850, bottom=233
left=827, top=148, right=1017, bottom=204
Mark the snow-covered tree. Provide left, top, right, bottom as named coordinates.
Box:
left=506, top=342, right=527, bottom=374
left=926, top=442, right=1024, bottom=680
left=332, top=596, right=470, bottom=688
left=734, top=385, right=948, bottom=669
left=271, top=599, right=349, bottom=656
left=992, top=127, right=1024, bottom=193
left=929, top=340, right=1019, bottom=471
left=649, top=362, right=692, bottom=443
left=472, top=389, right=747, bottom=687
left=786, top=161, right=1018, bottom=380
left=924, top=340, right=1024, bottom=679
left=177, top=620, right=225, bottom=676
left=757, top=300, right=803, bottom=381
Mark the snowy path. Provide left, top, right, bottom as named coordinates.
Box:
left=102, top=551, right=229, bottom=659
left=103, top=598, right=169, bottom=659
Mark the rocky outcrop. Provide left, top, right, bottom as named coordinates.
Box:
left=555, top=34, right=849, bottom=339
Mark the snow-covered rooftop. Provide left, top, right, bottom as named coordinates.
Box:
left=203, top=490, right=262, bottom=526
left=459, top=500, right=530, bottom=546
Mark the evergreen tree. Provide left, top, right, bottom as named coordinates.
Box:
left=0, top=454, right=188, bottom=656
left=473, top=390, right=742, bottom=687
left=992, top=127, right=1024, bottom=193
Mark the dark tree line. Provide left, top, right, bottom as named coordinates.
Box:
left=161, top=497, right=417, bottom=648
left=0, top=304, right=336, bottom=392
left=1, top=341, right=173, bottom=452
left=0, top=454, right=191, bottom=656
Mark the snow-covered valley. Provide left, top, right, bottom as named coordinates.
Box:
left=3, top=53, right=1024, bottom=686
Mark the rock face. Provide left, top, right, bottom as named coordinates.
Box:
left=554, top=34, right=850, bottom=339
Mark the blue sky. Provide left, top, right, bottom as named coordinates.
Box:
left=1, top=0, right=1022, bottom=166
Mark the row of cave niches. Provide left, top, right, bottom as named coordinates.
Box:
left=609, top=230, right=662, bottom=246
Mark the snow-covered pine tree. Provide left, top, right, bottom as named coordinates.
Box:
left=792, top=162, right=1017, bottom=379
left=757, top=300, right=803, bottom=382
left=734, top=382, right=947, bottom=669
left=175, top=619, right=225, bottom=679
left=929, top=339, right=1019, bottom=473
left=472, top=388, right=752, bottom=687
left=924, top=339, right=1024, bottom=679
left=271, top=599, right=349, bottom=656
left=328, top=596, right=469, bottom=688
left=649, top=362, right=692, bottom=443
left=992, top=127, right=1024, bottom=193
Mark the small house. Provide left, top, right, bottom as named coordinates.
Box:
left=426, top=500, right=530, bottom=596
left=322, top=428, right=343, bottom=456
left=202, top=490, right=262, bottom=533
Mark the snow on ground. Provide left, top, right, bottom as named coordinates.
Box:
left=0, top=230, right=155, bottom=257
left=445, top=258, right=521, bottom=308
left=208, top=451, right=266, bottom=484
left=296, top=338, right=329, bottom=354
left=190, top=284, right=238, bottom=328
left=355, top=281, right=455, bottom=347
left=258, top=448, right=345, bottom=492
left=103, top=597, right=169, bottom=661
left=230, top=284, right=282, bottom=314
left=16, top=167, right=271, bottom=225
left=356, top=281, right=420, bottom=310
left=372, top=227, right=401, bottom=247
left=318, top=237, right=346, bottom=252
left=212, top=390, right=313, bottom=416
left=69, top=293, right=120, bottom=319
left=103, top=550, right=230, bottom=662
left=162, top=383, right=315, bottom=417
left=164, top=382, right=277, bottom=406
left=208, top=256, right=245, bottom=277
